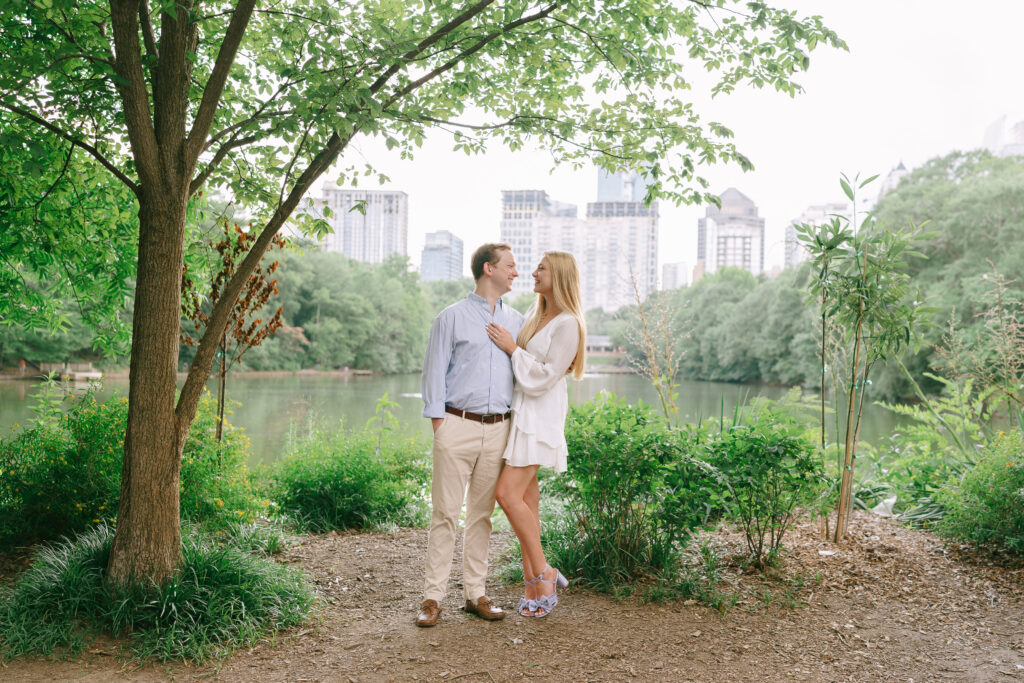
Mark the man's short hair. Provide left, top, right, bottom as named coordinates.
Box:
left=470, top=243, right=512, bottom=281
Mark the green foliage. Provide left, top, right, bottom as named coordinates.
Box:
left=0, top=391, right=266, bottom=548
left=936, top=429, right=1024, bottom=554
left=554, top=394, right=722, bottom=588
left=237, top=251, right=431, bottom=373
left=0, top=524, right=313, bottom=663
left=705, top=415, right=826, bottom=567
left=0, top=114, right=135, bottom=353
left=268, top=424, right=431, bottom=533
left=615, top=267, right=821, bottom=387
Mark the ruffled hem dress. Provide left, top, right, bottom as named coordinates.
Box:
left=501, top=313, right=580, bottom=474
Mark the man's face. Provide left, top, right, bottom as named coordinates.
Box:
left=486, top=249, right=518, bottom=295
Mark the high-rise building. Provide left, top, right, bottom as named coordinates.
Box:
left=501, top=190, right=579, bottom=299
left=420, top=230, right=464, bottom=282
left=500, top=179, right=659, bottom=312
left=300, top=184, right=408, bottom=263
left=596, top=169, right=652, bottom=202
left=662, top=261, right=690, bottom=290
left=783, top=202, right=851, bottom=269
left=984, top=115, right=1024, bottom=158
left=877, top=161, right=909, bottom=201
left=696, top=188, right=765, bottom=278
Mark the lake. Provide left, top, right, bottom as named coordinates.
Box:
left=0, top=373, right=904, bottom=465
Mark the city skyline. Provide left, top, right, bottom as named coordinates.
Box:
left=304, top=1, right=1023, bottom=280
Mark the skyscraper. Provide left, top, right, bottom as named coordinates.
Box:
left=783, top=202, right=850, bottom=269
left=420, top=230, right=464, bottom=282
left=662, top=261, right=690, bottom=290
left=500, top=176, right=659, bottom=312
left=501, top=190, right=579, bottom=299
left=696, top=188, right=765, bottom=278
left=301, top=184, right=408, bottom=263
left=596, top=169, right=652, bottom=203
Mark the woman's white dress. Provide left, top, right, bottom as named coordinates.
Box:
left=501, top=313, right=580, bottom=473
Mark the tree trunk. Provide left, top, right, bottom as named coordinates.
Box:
left=107, top=191, right=188, bottom=586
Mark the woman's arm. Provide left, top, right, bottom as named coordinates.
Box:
left=509, top=318, right=580, bottom=398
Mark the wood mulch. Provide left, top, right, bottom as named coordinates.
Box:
left=2, top=510, right=1023, bottom=682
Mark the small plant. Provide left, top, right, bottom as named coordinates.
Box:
left=268, top=420, right=430, bottom=532
left=0, top=524, right=313, bottom=662
left=554, top=394, right=723, bottom=587
left=0, top=391, right=265, bottom=548
left=707, top=414, right=825, bottom=568
left=936, top=429, right=1024, bottom=555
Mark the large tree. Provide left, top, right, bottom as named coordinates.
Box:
left=0, top=0, right=842, bottom=583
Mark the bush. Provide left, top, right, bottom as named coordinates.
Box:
left=0, top=390, right=266, bottom=548
left=554, top=394, right=722, bottom=589
left=0, top=524, right=313, bottom=662
left=268, top=426, right=430, bottom=532
left=936, top=429, right=1024, bottom=554
left=704, top=414, right=826, bottom=567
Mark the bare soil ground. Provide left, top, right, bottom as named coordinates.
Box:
left=3, top=511, right=1023, bottom=682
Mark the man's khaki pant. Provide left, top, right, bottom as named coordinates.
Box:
left=423, top=413, right=509, bottom=603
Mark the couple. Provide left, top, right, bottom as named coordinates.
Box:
left=416, top=243, right=586, bottom=627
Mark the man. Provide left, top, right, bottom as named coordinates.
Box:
left=416, top=243, right=525, bottom=627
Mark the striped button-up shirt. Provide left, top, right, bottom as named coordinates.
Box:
left=421, top=292, right=525, bottom=419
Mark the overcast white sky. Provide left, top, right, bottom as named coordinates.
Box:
left=324, top=0, right=1024, bottom=276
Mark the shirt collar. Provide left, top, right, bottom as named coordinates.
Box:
left=467, top=292, right=504, bottom=310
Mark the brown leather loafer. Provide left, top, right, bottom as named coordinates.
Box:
left=416, top=599, right=441, bottom=627
left=464, top=595, right=505, bottom=621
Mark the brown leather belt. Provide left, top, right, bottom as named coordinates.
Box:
left=444, top=405, right=511, bottom=424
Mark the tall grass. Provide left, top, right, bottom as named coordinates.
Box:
left=0, top=524, right=314, bottom=663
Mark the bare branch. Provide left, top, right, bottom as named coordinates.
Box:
left=2, top=103, right=139, bottom=193
left=190, top=133, right=258, bottom=196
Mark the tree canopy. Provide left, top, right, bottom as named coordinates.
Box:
left=0, top=0, right=844, bottom=582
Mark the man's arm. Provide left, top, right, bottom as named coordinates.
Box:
left=421, top=311, right=454, bottom=423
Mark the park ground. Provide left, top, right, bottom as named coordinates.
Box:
left=2, top=511, right=1022, bottom=682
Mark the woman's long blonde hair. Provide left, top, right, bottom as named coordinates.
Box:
left=516, top=251, right=587, bottom=380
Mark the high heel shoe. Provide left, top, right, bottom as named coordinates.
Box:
left=532, top=566, right=568, bottom=618
left=518, top=574, right=539, bottom=616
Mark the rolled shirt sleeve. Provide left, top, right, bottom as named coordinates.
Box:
left=511, top=316, right=580, bottom=398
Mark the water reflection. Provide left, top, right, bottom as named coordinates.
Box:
left=0, top=373, right=904, bottom=466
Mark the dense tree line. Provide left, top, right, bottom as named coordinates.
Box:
left=613, top=151, right=1024, bottom=399
left=9, top=151, right=1020, bottom=391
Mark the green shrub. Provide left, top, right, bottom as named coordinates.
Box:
left=268, top=426, right=430, bottom=532
left=0, top=391, right=266, bottom=548
left=0, top=523, right=313, bottom=662
left=705, top=414, right=825, bottom=567
left=555, top=394, right=722, bottom=589
left=936, top=429, right=1024, bottom=554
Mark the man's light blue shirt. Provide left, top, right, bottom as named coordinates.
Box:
left=421, top=292, right=525, bottom=419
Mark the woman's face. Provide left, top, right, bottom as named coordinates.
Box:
left=532, top=257, right=553, bottom=297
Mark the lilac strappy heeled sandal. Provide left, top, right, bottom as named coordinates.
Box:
left=518, top=574, right=539, bottom=616
left=532, top=566, right=568, bottom=618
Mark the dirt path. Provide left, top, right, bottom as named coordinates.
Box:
left=3, top=512, right=1023, bottom=682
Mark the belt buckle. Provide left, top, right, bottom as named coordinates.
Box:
left=479, top=412, right=499, bottom=423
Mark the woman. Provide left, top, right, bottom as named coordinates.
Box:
left=486, top=251, right=586, bottom=617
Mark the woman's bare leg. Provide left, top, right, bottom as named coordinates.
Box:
left=496, top=465, right=547, bottom=609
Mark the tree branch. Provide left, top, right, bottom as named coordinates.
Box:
left=186, top=0, right=257, bottom=164
left=2, top=103, right=139, bottom=193
left=176, top=128, right=352, bottom=435
left=190, top=133, right=258, bottom=196
left=368, top=0, right=496, bottom=95
left=109, top=0, right=159, bottom=189
left=382, top=2, right=560, bottom=108
left=139, top=0, right=159, bottom=64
